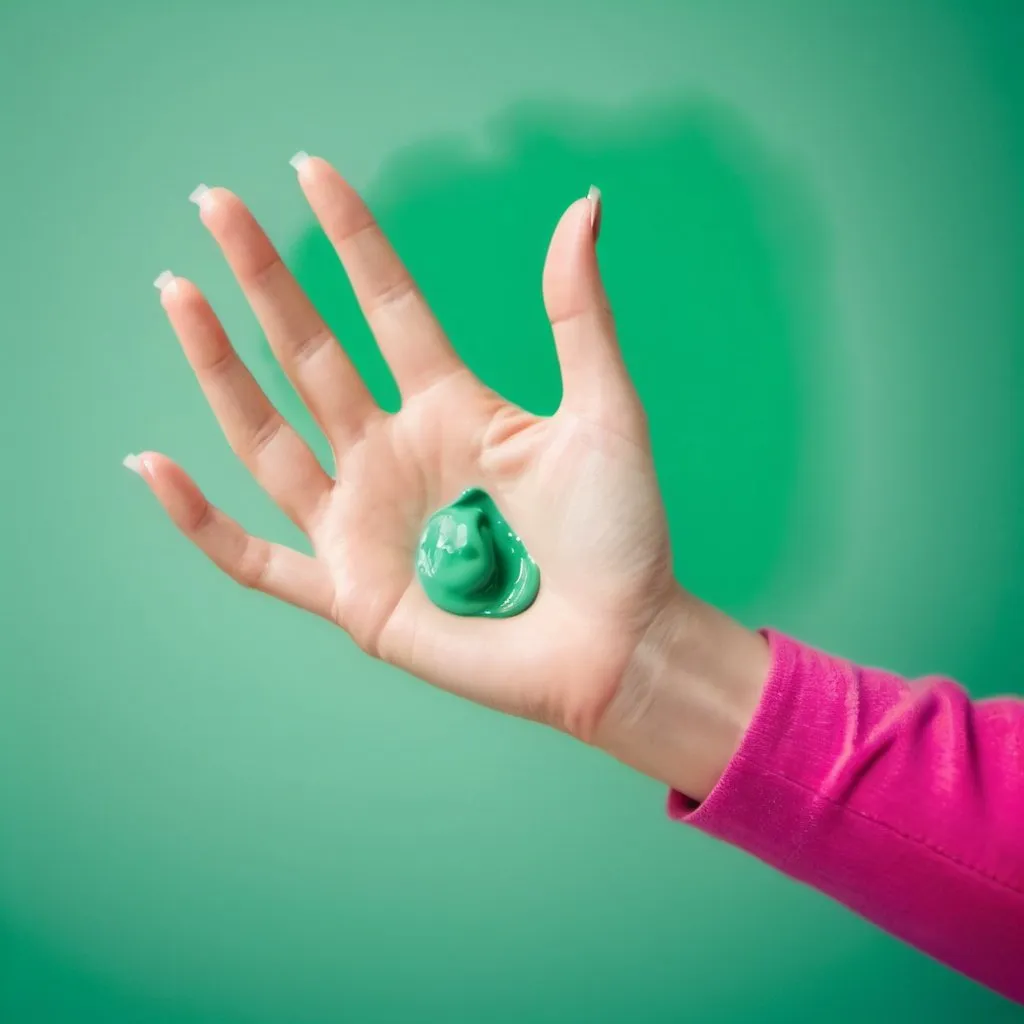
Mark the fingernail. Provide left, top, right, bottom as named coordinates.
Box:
left=188, top=183, right=210, bottom=210
left=587, top=185, right=602, bottom=242
left=124, top=452, right=154, bottom=478
left=289, top=150, right=310, bottom=171
left=153, top=269, right=176, bottom=296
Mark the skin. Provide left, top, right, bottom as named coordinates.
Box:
left=133, top=157, right=770, bottom=802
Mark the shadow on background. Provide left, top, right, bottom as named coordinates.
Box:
left=255, top=96, right=840, bottom=614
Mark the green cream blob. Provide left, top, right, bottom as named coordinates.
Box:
left=415, top=488, right=540, bottom=617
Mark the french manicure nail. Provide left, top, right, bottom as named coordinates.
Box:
left=189, top=183, right=210, bottom=208
left=124, top=452, right=155, bottom=478
left=289, top=150, right=310, bottom=171
left=153, top=269, right=175, bottom=294
left=587, top=185, right=602, bottom=241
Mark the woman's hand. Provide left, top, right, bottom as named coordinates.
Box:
left=134, top=155, right=768, bottom=798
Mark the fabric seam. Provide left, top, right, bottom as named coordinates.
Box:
left=727, top=750, right=1024, bottom=900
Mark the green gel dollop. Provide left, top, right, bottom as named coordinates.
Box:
left=415, top=488, right=540, bottom=618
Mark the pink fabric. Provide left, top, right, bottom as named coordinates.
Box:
left=671, top=631, right=1024, bottom=1003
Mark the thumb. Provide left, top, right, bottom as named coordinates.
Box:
left=542, top=187, right=642, bottom=433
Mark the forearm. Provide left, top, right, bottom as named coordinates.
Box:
left=597, top=597, right=1024, bottom=1002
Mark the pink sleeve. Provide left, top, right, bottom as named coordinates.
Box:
left=671, top=631, right=1024, bottom=1003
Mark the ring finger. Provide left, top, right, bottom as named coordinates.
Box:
left=157, top=273, right=333, bottom=531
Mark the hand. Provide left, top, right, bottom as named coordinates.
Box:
left=134, top=156, right=768, bottom=797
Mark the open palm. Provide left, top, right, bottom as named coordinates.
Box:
left=137, top=156, right=678, bottom=741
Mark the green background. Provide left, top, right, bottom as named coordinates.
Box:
left=2, top=0, right=1023, bottom=1019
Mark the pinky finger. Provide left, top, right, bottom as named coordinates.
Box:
left=126, top=451, right=336, bottom=621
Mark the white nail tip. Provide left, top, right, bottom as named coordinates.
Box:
left=189, top=183, right=210, bottom=205
left=289, top=150, right=310, bottom=170
left=123, top=453, right=143, bottom=474
left=587, top=184, right=602, bottom=222
left=153, top=270, right=174, bottom=291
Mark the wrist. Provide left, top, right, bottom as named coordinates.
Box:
left=592, top=586, right=771, bottom=802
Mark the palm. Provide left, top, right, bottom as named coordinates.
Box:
left=317, top=374, right=671, bottom=729
left=143, top=159, right=674, bottom=737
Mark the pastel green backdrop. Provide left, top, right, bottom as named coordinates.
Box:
left=2, top=1, right=1023, bottom=1020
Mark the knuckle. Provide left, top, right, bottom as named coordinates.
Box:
left=242, top=414, right=285, bottom=462
left=234, top=540, right=271, bottom=591
left=291, top=325, right=334, bottom=366
left=198, top=344, right=236, bottom=378
left=368, top=275, right=416, bottom=318
left=330, top=210, right=377, bottom=248
left=183, top=498, right=216, bottom=536
left=249, top=255, right=285, bottom=292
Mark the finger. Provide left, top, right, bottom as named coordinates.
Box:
left=292, top=154, right=464, bottom=399
left=543, top=189, right=644, bottom=435
left=156, top=273, right=332, bottom=531
left=128, top=451, right=336, bottom=619
left=191, top=185, right=378, bottom=450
